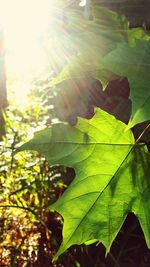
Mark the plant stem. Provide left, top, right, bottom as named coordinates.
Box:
left=135, top=123, right=150, bottom=144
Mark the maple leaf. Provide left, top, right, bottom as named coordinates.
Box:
left=52, top=77, right=131, bottom=125
left=100, top=41, right=150, bottom=128
left=16, top=109, right=150, bottom=260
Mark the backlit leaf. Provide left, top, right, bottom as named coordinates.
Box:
left=16, top=109, right=150, bottom=260
left=100, top=41, right=150, bottom=127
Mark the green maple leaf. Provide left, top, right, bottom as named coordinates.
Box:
left=100, top=41, right=150, bottom=128
left=49, top=6, right=128, bottom=88
left=16, top=109, right=150, bottom=260
left=50, top=7, right=150, bottom=88
left=48, top=6, right=150, bottom=130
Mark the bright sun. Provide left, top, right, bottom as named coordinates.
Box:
left=0, top=0, right=62, bottom=102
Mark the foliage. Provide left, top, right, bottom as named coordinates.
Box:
left=51, top=5, right=150, bottom=128
left=0, top=96, right=65, bottom=266
left=1, top=2, right=150, bottom=265
left=17, top=108, right=150, bottom=261
left=100, top=41, right=150, bottom=128
left=15, top=3, right=150, bottom=262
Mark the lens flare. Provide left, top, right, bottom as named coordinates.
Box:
left=0, top=0, right=65, bottom=102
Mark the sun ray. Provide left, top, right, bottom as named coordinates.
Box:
left=0, top=0, right=68, bottom=103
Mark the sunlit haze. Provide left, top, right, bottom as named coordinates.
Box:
left=0, top=0, right=63, bottom=103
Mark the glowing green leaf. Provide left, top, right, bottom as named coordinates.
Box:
left=17, top=110, right=150, bottom=260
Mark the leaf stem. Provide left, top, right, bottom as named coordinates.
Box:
left=135, top=123, right=150, bottom=144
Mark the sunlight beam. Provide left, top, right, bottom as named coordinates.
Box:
left=0, top=0, right=59, bottom=102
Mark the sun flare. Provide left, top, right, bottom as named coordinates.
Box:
left=0, top=0, right=63, bottom=102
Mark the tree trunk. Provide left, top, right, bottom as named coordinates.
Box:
left=0, top=29, right=7, bottom=140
